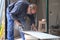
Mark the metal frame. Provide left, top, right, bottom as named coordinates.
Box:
left=46, top=0, right=49, bottom=33
left=5, top=0, right=10, bottom=39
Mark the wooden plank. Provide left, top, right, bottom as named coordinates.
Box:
left=22, top=31, right=60, bottom=39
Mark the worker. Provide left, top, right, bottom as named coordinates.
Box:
left=6, top=0, right=37, bottom=40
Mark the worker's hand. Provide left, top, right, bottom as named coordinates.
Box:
left=31, top=24, right=37, bottom=31
left=14, top=20, right=21, bottom=26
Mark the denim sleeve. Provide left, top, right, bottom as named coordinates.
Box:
left=10, top=2, right=24, bottom=20
left=20, top=17, right=26, bottom=27
left=10, top=2, right=28, bottom=20
left=27, top=14, right=35, bottom=25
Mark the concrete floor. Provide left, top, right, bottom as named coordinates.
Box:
left=15, top=34, right=38, bottom=40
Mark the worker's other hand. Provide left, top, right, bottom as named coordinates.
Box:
left=31, top=24, right=37, bottom=31
left=14, top=20, right=21, bottom=26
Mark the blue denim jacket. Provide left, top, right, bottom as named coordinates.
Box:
left=7, top=1, right=35, bottom=40
left=9, top=2, right=35, bottom=27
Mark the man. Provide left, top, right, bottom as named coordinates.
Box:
left=6, top=0, right=37, bottom=40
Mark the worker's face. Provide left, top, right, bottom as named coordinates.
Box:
left=27, top=6, right=37, bottom=14
left=31, top=9, right=37, bottom=14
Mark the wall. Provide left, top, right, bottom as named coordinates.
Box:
left=49, top=0, right=60, bottom=27
left=37, top=0, right=46, bottom=20
left=37, top=0, right=43, bottom=20
left=42, top=0, right=46, bottom=19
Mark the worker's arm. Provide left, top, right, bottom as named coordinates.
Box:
left=10, top=2, right=28, bottom=26
left=9, top=2, right=23, bottom=26
left=10, top=2, right=23, bottom=20
left=27, top=14, right=35, bottom=25
left=10, top=2, right=28, bottom=20
left=27, top=14, right=37, bottom=31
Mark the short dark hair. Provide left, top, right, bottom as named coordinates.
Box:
left=29, top=4, right=37, bottom=10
